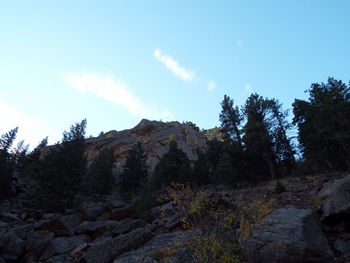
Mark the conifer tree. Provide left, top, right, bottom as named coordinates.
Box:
left=0, top=127, right=18, bottom=199
left=242, top=94, right=276, bottom=181
left=293, top=78, right=350, bottom=171
left=34, top=120, right=87, bottom=212
left=120, top=142, right=148, bottom=196
left=153, top=141, right=191, bottom=187
left=83, top=148, right=115, bottom=195
left=215, top=153, right=240, bottom=185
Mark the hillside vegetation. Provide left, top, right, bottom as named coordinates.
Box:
left=1, top=77, right=350, bottom=262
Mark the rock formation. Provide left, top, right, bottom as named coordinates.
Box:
left=85, top=119, right=208, bottom=175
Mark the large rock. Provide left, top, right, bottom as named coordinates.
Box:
left=0, top=231, right=25, bottom=260
left=75, top=220, right=119, bottom=238
left=244, top=207, right=333, bottom=263
left=114, top=231, right=188, bottom=263
left=59, top=214, right=82, bottom=230
left=35, top=217, right=72, bottom=236
left=79, top=202, right=107, bottom=221
left=40, top=235, right=90, bottom=260
left=318, top=175, right=350, bottom=223
left=110, top=206, right=133, bottom=221
left=83, top=227, right=154, bottom=263
left=24, top=231, right=54, bottom=262
left=12, top=223, right=35, bottom=239
left=85, top=119, right=208, bottom=174
left=112, top=219, right=147, bottom=236
left=0, top=222, right=10, bottom=236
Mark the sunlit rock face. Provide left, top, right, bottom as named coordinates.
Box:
left=84, top=119, right=211, bottom=176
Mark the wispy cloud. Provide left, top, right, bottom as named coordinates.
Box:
left=0, top=102, right=55, bottom=148
left=236, top=40, right=244, bottom=46
left=65, top=71, right=175, bottom=121
left=153, top=49, right=196, bottom=82
left=244, top=82, right=254, bottom=93
left=207, top=81, right=216, bottom=92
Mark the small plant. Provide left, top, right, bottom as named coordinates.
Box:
left=160, top=183, right=276, bottom=263
left=274, top=180, right=286, bottom=194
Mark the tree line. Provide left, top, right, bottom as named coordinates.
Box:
left=1, top=77, right=350, bottom=212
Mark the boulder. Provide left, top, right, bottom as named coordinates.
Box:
left=0, top=231, right=25, bottom=260
left=12, top=223, right=35, bottom=239
left=59, top=214, right=82, bottom=230
left=164, top=213, right=183, bottom=231
left=110, top=206, right=133, bottom=220
left=24, top=231, right=54, bottom=262
left=0, top=222, right=10, bottom=236
left=83, top=227, right=154, bottom=263
left=243, top=207, right=333, bottom=263
left=79, top=202, right=107, bottom=221
left=40, top=235, right=90, bottom=260
left=75, top=220, right=119, bottom=238
left=1, top=212, right=20, bottom=222
left=318, top=176, right=350, bottom=223
left=334, top=239, right=350, bottom=254
left=112, top=219, right=147, bottom=236
left=114, top=231, right=188, bottom=263
left=35, top=218, right=72, bottom=236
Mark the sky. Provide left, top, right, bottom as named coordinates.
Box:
left=1, top=1, right=350, bottom=148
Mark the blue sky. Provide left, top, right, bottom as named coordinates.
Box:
left=1, top=1, right=350, bottom=147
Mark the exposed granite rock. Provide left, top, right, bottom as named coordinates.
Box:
left=112, top=219, right=147, bottom=236
left=110, top=206, right=133, bottom=221
left=318, top=175, right=350, bottom=223
left=24, top=231, right=54, bottom=262
left=85, top=119, right=208, bottom=174
left=243, top=207, right=333, bottom=263
left=79, top=202, right=107, bottom=221
left=0, top=231, right=25, bottom=260
left=75, top=220, right=119, bottom=238
left=40, top=235, right=90, bottom=260
left=114, top=231, right=188, bottom=263
left=35, top=217, right=72, bottom=237
left=83, top=227, right=154, bottom=263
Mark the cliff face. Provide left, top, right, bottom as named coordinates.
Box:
left=85, top=119, right=208, bottom=175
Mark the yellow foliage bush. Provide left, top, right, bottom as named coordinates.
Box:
left=160, top=183, right=275, bottom=263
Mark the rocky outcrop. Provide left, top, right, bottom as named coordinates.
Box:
left=318, top=175, right=350, bottom=223
left=83, top=228, right=154, bottom=263
left=244, top=207, right=333, bottom=263
left=85, top=119, right=208, bottom=174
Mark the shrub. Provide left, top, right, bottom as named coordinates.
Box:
left=161, top=183, right=276, bottom=262
left=274, top=180, right=286, bottom=193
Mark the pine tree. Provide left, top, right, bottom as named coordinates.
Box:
left=153, top=141, right=191, bottom=187
left=33, top=120, right=87, bottom=212
left=242, top=93, right=276, bottom=181
left=219, top=95, right=243, bottom=148
left=83, top=148, right=115, bottom=195
left=215, top=153, right=240, bottom=185
left=192, top=148, right=211, bottom=186
left=119, top=142, right=148, bottom=196
left=22, top=137, right=48, bottom=181
left=0, top=127, right=18, bottom=199
left=293, top=78, right=350, bottom=171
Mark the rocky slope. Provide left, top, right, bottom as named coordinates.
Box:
left=84, top=119, right=210, bottom=174
left=2, top=173, right=350, bottom=262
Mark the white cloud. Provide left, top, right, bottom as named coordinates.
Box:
left=154, top=49, right=196, bottom=82
left=236, top=40, right=244, bottom=46
left=207, top=81, right=216, bottom=92
left=0, top=102, right=55, bottom=148
left=65, top=71, right=174, bottom=121
left=244, top=82, right=254, bottom=93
